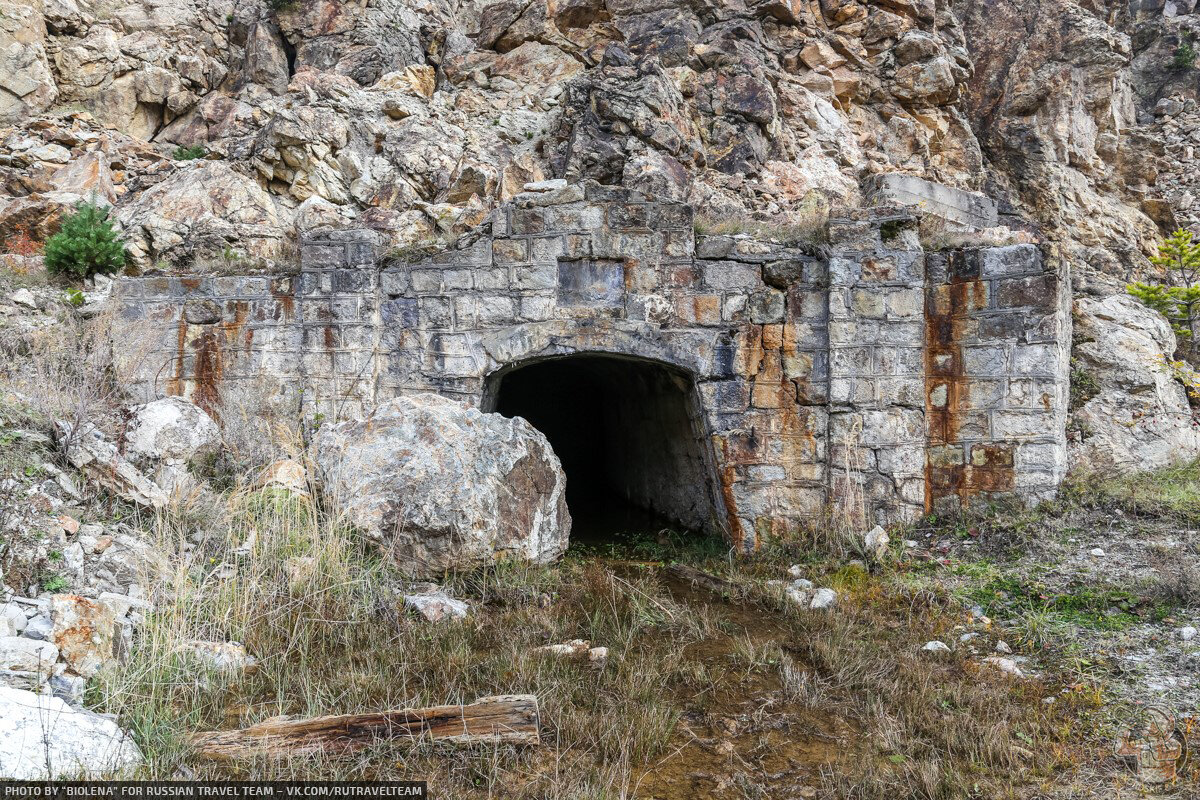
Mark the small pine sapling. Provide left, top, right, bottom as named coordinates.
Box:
left=42, top=200, right=127, bottom=279
left=1128, top=229, right=1200, bottom=342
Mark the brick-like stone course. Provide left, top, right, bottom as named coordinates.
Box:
left=116, top=183, right=1070, bottom=550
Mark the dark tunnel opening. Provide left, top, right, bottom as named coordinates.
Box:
left=487, top=355, right=722, bottom=548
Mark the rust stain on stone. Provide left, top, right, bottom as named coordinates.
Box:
left=166, top=317, right=188, bottom=397
left=715, top=435, right=745, bottom=551
left=924, top=251, right=1013, bottom=510
left=192, top=329, right=223, bottom=417
left=272, top=279, right=295, bottom=319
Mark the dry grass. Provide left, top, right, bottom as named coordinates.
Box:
left=83, top=482, right=1112, bottom=797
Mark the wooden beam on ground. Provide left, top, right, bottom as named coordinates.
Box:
left=190, top=695, right=540, bottom=760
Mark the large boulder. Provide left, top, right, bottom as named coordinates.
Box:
left=122, top=396, right=221, bottom=491
left=0, top=686, right=143, bottom=778
left=313, top=393, right=570, bottom=576
left=1069, top=294, right=1200, bottom=472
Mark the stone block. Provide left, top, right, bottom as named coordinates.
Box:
left=885, top=287, right=923, bottom=318
left=476, top=296, right=516, bottom=325
left=519, top=295, right=555, bottom=321
left=962, top=345, right=1008, bottom=376
left=749, top=290, right=786, bottom=323
left=183, top=299, right=222, bottom=325
left=1009, top=343, right=1060, bottom=376
left=830, top=346, right=874, bottom=375
left=493, top=238, right=529, bottom=265
left=676, top=295, right=722, bottom=326
left=418, top=296, right=452, bottom=327
left=876, top=444, right=926, bottom=476
left=513, top=264, right=558, bottom=290
left=381, top=298, right=418, bottom=327
left=410, top=269, right=443, bottom=293
left=991, top=410, right=1050, bottom=439
left=608, top=203, right=650, bottom=230
left=995, top=275, right=1057, bottom=310
left=509, top=208, right=544, bottom=234
left=332, top=269, right=369, bottom=294
left=531, top=236, right=565, bottom=262
left=850, top=287, right=887, bottom=318
left=970, top=444, right=1014, bottom=467
left=650, top=203, right=693, bottom=231
left=475, top=268, right=509, bottom=290
left=443, top=269, right=473, bottom=291
left=866, top=173, right=998, bottom=229
left=558, top=259, right=625, bottom=308
left=703, top=261, right=761, bottom=291
left=380, top=270, right=409, bottom=296
left=856, top=409, right=924, bottom=447
left=876, top=321, right=923, bottom=345
left=980, top=245, right=1041, bottom=278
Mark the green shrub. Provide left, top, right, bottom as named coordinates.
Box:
left=62, top=287, right=85, bottom=307
left=42, top=201, right=126, bottom=279
left=1172, top=39, right=1196, bottom=71
left=1128, top=228, right=1200, bottom=341
left=172, top=144, right=206, bottom=161
left=268, top=0, right=297, bottom=10
left=41, top=574, right=68, bottom=592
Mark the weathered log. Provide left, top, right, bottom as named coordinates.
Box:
left=191, top=695, right=540, bottom=760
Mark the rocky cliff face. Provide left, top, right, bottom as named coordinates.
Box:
left=2, top=0, right=1192, bottom=271
left=4, top=0, right=1200, bottom=467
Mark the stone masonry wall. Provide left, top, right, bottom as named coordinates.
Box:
left=115, top=182, right=1070, bottom=550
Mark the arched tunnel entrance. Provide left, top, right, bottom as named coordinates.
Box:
left=484, top=354, right=725, bottom=548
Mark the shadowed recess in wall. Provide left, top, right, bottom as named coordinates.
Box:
left=486, top=354, right=723, bottom=544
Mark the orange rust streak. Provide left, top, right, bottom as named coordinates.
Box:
left=166, top=317, right=188, bottom=397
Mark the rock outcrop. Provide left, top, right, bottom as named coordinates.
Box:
left=0, top=686, right=143, bottom=779
left=1070, top=294, right=1200, bottom=471
left=313, top=393, right=570, bottom=575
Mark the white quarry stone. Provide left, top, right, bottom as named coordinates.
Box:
left=122, top=396, right=221, bottom=491
left=1180, top=626, right=1197, bottom=642
left=0, top=636, right=58, bottom=679
left=866, top=173, right=998, bottom=229
left=864, top=525, right=890, bottom=558
left=404, top=591, right=469, bottom=623
left=922, top=640, right=951, bottom=654
left=982, top=656, right=1024, bottom=677
left=178, top=641, right=258, bottom=672
left=10, top=289, right=38, bottom=309
left=523, top=179, right=567, bottom=192
left=21, top=616, right=52, bottom=641
left=314, top=394, right=570, bottom=576
left=785, top=587, right=810, bottom=607
left=0, top=686, right=143, bottom=778
left=58, top=421, right=169, bottom=509
left=49, top=594, right=116, bottom=679
left=809, top=588, right=837, bottom=610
